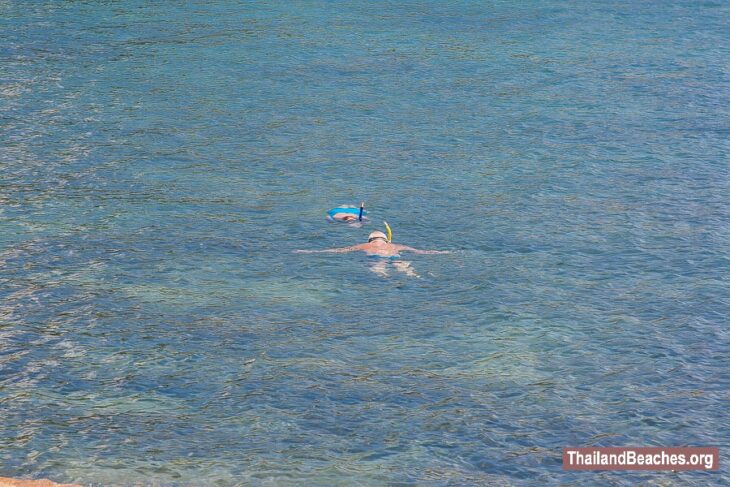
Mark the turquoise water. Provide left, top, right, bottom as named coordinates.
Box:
left=2, top=0, right=729, bottom=485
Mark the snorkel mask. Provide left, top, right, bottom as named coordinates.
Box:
left=368, top=231, right=388, bottom=243
left=368, top=222, right=393, bottom=243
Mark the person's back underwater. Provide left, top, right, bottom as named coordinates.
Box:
left=357, top=231, right=407, bottom=257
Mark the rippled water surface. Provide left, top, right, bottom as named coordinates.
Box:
left=2, top=1, right=729, bottom=485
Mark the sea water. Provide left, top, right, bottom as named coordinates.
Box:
left=1, top=1, right=728, bottom=485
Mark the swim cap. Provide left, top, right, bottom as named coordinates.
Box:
left=368, top=231, right=388, bottom=242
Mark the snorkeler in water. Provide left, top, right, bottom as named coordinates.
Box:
left=296, top=230, right=447, bottom=257
left=327, top=202, right=367, bottom=224
left=295, top=223, right=449, bottom=277
left=329, top=212, right=360, bottom=222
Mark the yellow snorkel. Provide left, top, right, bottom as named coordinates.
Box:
left=383, top=221, right=392, bottom=242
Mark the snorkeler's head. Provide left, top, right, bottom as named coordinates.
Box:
left=368, top=231, right=388, bottom=243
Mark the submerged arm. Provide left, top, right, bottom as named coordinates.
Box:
left=294, top=245, right=363, bottom=254
left=394, top=245, right=450, bottom=255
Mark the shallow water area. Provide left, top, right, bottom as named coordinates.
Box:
left=1, top=1, right=729, bottom=485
